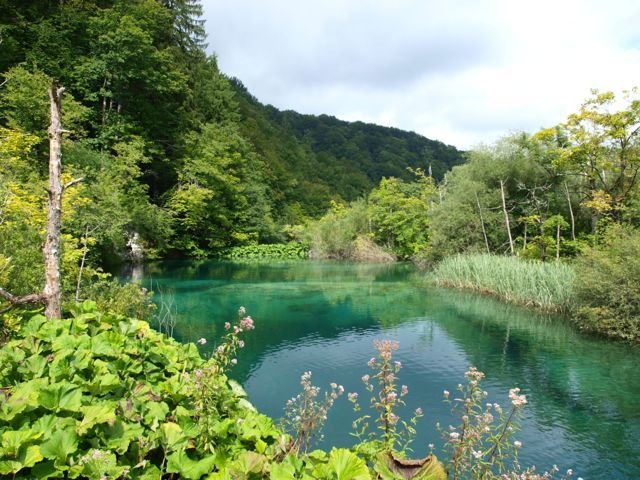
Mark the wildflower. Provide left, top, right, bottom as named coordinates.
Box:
left=401, top=385, right=409, bottom=396
left=362, top=374, right=370, bottom=383
left=566, top=469, right=573, bottom=476
left=238, top=340, right=245, bottom=348
left=230, top=358, right=237, bottom=365
left=443, top=390, right=450, bottom=399
left=348, top=392, right=358, bottom=402
left=238, top=306, right=246, bottom=316
left=367, top=357, right=376, bottom=368
left=197, top=337, right=207, bottom=345
left=514, top=440, right=522, bottom=449
left=415, top=407, right=423, bottom=416
left=472, top=449, right=482, bottom=459
left=240, top=316, right=255, bottom=330
left=337, top=385, right=344, bottom=395
left=224, top=322, right=231, bottom=330
left=464, top=367, right=485, bottom=381
left=216, top=345, right=225, bottom=354
left=386, top=392, right=398, bottom=403
left=509, top=388, right=528, bottom=407
left=394, top=360, right=402, bottom=370
left=449, top=432, right=460, bottom=440
left=389, top=413, right=399, bottom=425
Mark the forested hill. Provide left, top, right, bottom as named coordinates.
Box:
left=0, top=0, right=462, bottom=263
left=232, top=80, right=464, bottom=215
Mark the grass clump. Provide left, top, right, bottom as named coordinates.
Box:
left=431, top=254, right=575, bottom=312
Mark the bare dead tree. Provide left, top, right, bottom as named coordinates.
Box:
left=0, top=82, right=82, bottom=318
left=500, top=179, right=515, bottom=255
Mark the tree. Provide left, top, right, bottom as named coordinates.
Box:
left=538, top=89, right=640, bottom=232
left=0, top=83, right=79, bottom=318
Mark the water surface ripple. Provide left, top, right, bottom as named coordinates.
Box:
left=123, top=260, right=640, bottom=479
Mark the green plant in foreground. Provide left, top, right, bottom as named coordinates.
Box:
left=281, top=371, right=344, bottom=454
left=349, top=340, right=423, bottom=453
left=0, top=302, right=281, bottom=479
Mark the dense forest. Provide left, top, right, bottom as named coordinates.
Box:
left=0, top=0, right=462, bottom=281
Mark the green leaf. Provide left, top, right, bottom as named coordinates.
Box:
left=39, top=382, right=83, bottom=412
left=39, top=429, right=78, bottom=462
left=166, top=449, right=217, bottom=480
left=0, top=429, right=43, bottom=457
left=328, top=448, right=371, bottom=480
left=161, top=422, right=188, bottom=451
left=77, top=404, right=116, bottom=435
left=270, top=461, right=297, bottom=480
left=233, top=451, right=265, bottom=475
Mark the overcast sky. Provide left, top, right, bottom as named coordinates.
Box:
left=202, top=0, right=640, bottom=150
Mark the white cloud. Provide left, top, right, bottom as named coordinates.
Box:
left=202, top=0, right=640, bottom=149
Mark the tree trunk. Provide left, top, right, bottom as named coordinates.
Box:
left=475, top=192, right=490, bottom=254
left=556, top=224, right=561, bottom=260
left=564, top=181, right=576, bottom=241
left=500, top=179, right=514, bottom=255
left=43, top=83, right=64, bottom=320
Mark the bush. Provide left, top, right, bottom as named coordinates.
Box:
left=573, top=225, right=640, bottom=341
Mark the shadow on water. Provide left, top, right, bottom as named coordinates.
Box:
left=121, top=260, right=640, bottom=479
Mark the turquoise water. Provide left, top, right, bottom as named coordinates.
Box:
left=123, top=260, right=640, bottom=479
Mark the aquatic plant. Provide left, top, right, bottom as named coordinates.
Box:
left=431, top=254, right=575, bottom=311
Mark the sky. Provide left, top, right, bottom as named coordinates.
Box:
left=202, top=0, right=640, bottom=150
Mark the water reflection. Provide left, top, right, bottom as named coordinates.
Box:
left=123, top=260, right=640, bottom=479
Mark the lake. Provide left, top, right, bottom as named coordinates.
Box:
left=122, top=260, right=640, bottom=479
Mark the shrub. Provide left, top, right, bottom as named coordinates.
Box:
left=573, top=224, right=640, bottom=341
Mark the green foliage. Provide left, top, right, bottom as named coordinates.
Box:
left=0, top=302, right=281, bottom=478
left=226, top=243, right=310, bottom=260
left=306, top=200, right=371, bottom=260
left=573, top=225, right=640, bottom=341
left=368, top=171, right=436, bottom=258
left=431, top=254, right=576, bottom=312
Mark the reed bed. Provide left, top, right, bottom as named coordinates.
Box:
left=431, top=254, right=576, bottom=312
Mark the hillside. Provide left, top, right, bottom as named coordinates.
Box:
left=232, top=80, right=464, bottom=217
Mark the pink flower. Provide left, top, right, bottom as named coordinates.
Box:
left=224, top=322, right=231, bottom=330
left=240, top=316, right=255, bottom=330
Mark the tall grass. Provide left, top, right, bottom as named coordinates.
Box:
left=431, top=254, right=576, bottom=312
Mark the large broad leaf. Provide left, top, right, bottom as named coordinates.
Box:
left=39, top=382, right=83, bottom=412
left=161, top=422, right=188, bottom=451
left=328, top=448, right=371, bottom=480
left=0, top=379, right=44, bottom=421
left=232, top=451, right=266, bottom=475
left=166, top=449, right=218, bottom=480
left=0, top=429, right=43, bottom=457
left=77, top=404, right=117, bottom=435
left=270, top=461, right=297, bottom=480
left=39, top=429, right=78, bottom=463
left=0, top=445, right=43, bottom=475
